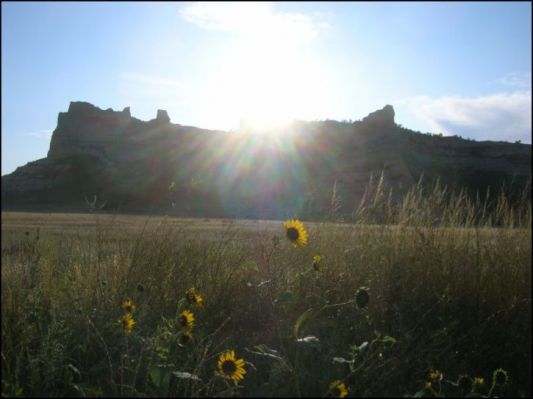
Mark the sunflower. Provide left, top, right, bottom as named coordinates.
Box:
left=177, top=310, right=194, bottom=330
left=217, top=350, right=246, bottom=381
left=329, top=380, right=348, bottom=398
left=185, top=287, right=204, bottom=306
left=312, top=254, right=322, bottom=271
left=121, top=299, right=136, bottom=313
left=119, top=313, right=135, bottom=335
left=284, top=219, right=308, bottom=248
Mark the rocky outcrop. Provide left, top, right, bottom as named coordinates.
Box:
left=2, top=102, right=530, bottom=217
left=362, top=104, right=395, bottom=128
left=48, top=102, right=133, bottom=160
left=156, top=109, right=170, bottom=124
left=47, top=102, right=174, bottom=161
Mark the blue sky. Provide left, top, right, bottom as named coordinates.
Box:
left=2, top=1, right=531, bottom=175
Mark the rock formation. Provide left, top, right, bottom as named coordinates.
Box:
left=156, top=109, right=170, bottom=123
left=2, top=101, right=530, bottom=218
left=361, top=104, right=395, bottom=128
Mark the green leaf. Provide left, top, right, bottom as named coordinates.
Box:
left=276, top=291, right=295, bottom=305
left=293, top=308, right=315, bottom=338
left=149, top=367, right=162, bottom=388
left=380, top=335, right=397, bottom=345
left=246, top=261, right=259, bottom=272
left=149, top=366, right=171, bottom=394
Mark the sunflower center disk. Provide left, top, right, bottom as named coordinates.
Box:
left=222, top=360, right=237, bottom=374
left=286, top=228, right=300, bottom=241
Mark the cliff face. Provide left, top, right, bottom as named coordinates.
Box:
left=2, top=101, right=531, bottom=218
left=48, top=102, right=132, bottom=160
left=47, top=102, right=174, bottom=162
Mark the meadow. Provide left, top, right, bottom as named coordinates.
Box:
left=1, top=181, right=531, bottom=397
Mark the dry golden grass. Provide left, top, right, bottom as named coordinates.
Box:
left=1, top=182, right=531, bottom=397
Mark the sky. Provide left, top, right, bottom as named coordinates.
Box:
left=2, top=1, right=531, bottom=176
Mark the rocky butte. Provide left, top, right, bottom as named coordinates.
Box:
left=2, top=101, right=531, bottom=219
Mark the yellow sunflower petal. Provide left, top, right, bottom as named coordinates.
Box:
left=284, top=219, right=309, bottom=247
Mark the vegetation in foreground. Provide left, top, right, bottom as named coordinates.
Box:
left=1, top=180, right=531, bottom=397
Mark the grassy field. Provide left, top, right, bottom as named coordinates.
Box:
left=1, top=184, right=531, bottom=397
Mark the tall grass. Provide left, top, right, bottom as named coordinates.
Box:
left=1, top=179, right=531, bottom=397
left=352, top=172, right=531, bottom=228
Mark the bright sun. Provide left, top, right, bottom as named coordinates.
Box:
left=232, top=41, right=318, bottom=130
left=204, top=19, right=331, bottom=134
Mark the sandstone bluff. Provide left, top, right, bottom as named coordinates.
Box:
left=2, top=101, right=530, bottom=219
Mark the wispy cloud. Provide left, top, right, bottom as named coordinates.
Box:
left=397, top=91, right=532, bottom=143
left=492, top=71, right=532, bottom=89
left=23, top=129, right=53, bottom=140
left=180, top=2, right=329, bottom=43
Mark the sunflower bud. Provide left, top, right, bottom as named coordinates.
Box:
left=312, top=254, right=322, bottom=271
left=492, top=368, right=509, bottom=386
left=355, top=287, right=370, bottom=308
